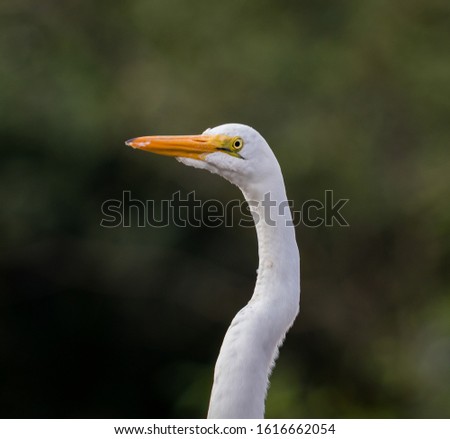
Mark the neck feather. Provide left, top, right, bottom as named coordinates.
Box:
left=207, top=173, right=300, bottom=419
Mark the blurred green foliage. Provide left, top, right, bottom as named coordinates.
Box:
left=1, top=0, right=449, bottom=418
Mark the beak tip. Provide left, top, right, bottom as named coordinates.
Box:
left=125, top=138, right=139, bottom=148
left=125, top=137, right=153, bottom=149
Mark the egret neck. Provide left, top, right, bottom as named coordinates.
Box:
left=207, top=173, right=300, bottom=419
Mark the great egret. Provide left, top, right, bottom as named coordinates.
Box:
left=125, top=123, right=300, bottom=419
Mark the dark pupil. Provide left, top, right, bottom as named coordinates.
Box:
left=235, top=141, right=240, bottom=147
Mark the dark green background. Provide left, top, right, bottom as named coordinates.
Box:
left=1, top=0, right=449, bottom=418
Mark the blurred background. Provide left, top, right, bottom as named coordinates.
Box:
left=1, top=0, right=449, bottom=418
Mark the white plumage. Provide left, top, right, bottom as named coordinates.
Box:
left=126, top=123, right=300, bottom=418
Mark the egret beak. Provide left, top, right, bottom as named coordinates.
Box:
left=125, top=134, right=233, bottom=160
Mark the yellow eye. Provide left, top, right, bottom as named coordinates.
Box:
left=232, top=137, right=244, bottom=151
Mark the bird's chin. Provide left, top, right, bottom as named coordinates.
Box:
left=176, top=154, right=229, bottom=180
left=176, top=156, right=210, bottom=170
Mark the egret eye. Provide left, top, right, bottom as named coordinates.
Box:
left=232, top=137, right=244, bottom=151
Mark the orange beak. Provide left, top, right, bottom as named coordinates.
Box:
left=125, top=134, right=232, bottom=160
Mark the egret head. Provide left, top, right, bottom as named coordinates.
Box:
left=125, top=123, right=281, bottom=189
